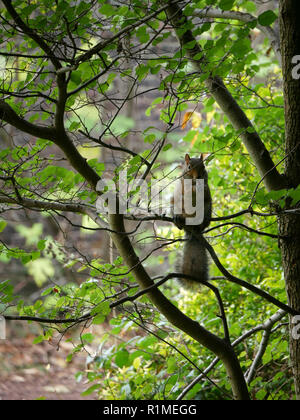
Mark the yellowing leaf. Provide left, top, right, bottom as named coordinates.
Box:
left=246, top=109, right=254, bottom=119
left=181, top=111, right=202, bottom=129
left=181, top=111, right=193, bottom=129
left=191, top=112, right=202, bottom=128
left=191, top=133, right=199, bottom=147
left=77, top=143, right=100, bottom=160
left=133, top=357, right=141, bottom=370
left=81, top=215, right=99, bottom=233
left=206, top=110, right=215, bottom=124
left=27, top=258, right=55, bottom=287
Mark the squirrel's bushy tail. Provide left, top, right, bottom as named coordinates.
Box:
left=173, top=154, right=212, bottom=289
left=176, top=231, right=209, bottom=289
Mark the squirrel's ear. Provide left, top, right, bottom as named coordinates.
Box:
left=185, top=154, right=190, bottom=164
left=201, top=153, right=209, bottom=161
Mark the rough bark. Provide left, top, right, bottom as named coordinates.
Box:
left=279, top=0, right=300, bottom=399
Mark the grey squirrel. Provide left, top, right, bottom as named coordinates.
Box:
left=172, top=154, right=212, bottom=288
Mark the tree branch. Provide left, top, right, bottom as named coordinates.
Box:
left=0, top=97, right=100, bottom=189
left=204, top=221, right=285, bottom=239
left=177, top=309, right=286, bottom=400
left=67, top=58, right=119, bottom=97
left=0, top=195, right=89, bottom=213
left=197, top=234, right=300, bottom=316
left=193, top=6, right=281, bottom=64
left=2, top=0, right=62, bottom=70
left=67, top=2, right=179, bottom=69
left=79, top=130, right=151, bottom=168
left=246, top=310, right=286, bottom=384
left=0, top=99, right=56, bottom=140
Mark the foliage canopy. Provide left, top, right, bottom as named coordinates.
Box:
left=0, top=0, right=295, bottom=400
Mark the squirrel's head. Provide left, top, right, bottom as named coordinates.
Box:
left=184, top=154, right=206, bottom=179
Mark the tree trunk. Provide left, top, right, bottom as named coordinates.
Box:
left=279, top=0, right=300, bottom=399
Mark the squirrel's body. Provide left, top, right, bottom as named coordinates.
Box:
left=177, top=233, right=209, bottom=288
left=172, top=154, right=212, bottom=288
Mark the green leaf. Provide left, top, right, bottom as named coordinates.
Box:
left=115, top=349, right=129, bottom=368
left=167, top=357, right=177, bottom=374
left=82, top=333, right=94, bottom=343
left=288, top=185, right=300, bottom=206
left=0, top=280, right=12, bottom=294
left=81, top=384, right=101, bottom=396
left=256, top=389, right=267, bottom=400
left=33, top=335, right=44, bottom=344
left=219, top=0, right=235, bottom=11
left=66, top=353, right=73, bottom=363
left=244, top=1, right=257, bottom=13
left=258, top=10, right=277, bottom=26
left=99, top=4, right=115, bottom=17
left=41, top=287, right=54, bottom=297
left=92, top=314, right=105, bottom=325
left=184, top=40, right=196, bottom=50
left=129, top=155, right=142, bottom=166
left=183, top=130, right=198, bottom=143
left=163, top=144, right=172, bottom=152
left=136, top=64, right=149, bottom=81
left=137, top=335, right=157, bottom=349
left=0, top=221, right=7, bottom=233
left=231, top=38, right=251, bottom=58
left=37, top=240, right=46, bottom=251
left=144, top=134, right=156, bottom=144
left=70, top=71, right=82, bottom=85
left=90, top=301, right=111, bottom=316
left=69, top=121, right=81, bottom=131
left=136, top=26, right=150, bottom=43
left=21, top=255, right=32, bottom=265
left=205, top=97, right=215, bottom=107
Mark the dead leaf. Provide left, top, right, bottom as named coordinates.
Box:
left=11, top=375, right=25, bottom=383
left=43, top=385, right=70, bottom=394
left=181, top=111, right=202, bottom=130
